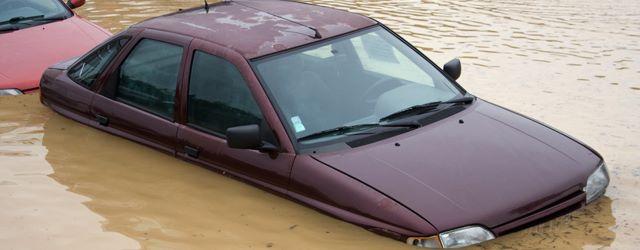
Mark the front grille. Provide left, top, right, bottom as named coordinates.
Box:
left=492, top=190, right=585, bottom=236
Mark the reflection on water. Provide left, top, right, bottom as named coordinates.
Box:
left=0, top=95, right=139, bottom=250
left=1, top=0, right=638, bottom=249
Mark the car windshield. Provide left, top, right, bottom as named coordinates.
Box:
left=253, top=26, right=461, bottom=144
left=0, top=0, right=70, bottom=27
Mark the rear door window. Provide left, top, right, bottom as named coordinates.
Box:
left=116, top=39, right=183, bottom=120
left=68, top=37, right=129, bottom=87
left=187, top=51, right=263, bottom=136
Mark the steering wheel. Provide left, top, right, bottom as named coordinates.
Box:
left=359, top=76, right=398, bottom=106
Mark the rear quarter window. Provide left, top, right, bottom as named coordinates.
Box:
left=68, top=37, right=129, bottom=88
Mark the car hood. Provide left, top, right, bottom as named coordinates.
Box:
left=0, top=16, right=109, bottom=91
left=312, top=100, right=601, bottom=232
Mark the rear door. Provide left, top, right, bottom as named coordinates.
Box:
left=175, top=39, right=295, bottom=190
left=42, top=34, right=131, bottom=121
left=90, top=29, right=192, bottom=154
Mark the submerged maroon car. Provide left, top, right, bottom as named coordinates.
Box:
left=39, top=1, right=609, bottom=248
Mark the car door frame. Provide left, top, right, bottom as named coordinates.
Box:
left=89, top=28, right=193, bottom=155
left=87, top=28, right=143, bottom=93
left=175, top=37, right=296, bottom=192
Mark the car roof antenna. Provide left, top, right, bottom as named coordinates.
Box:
left=232, top=1, right=322, bottom=39
left=204, top=0, right=210, bottom=13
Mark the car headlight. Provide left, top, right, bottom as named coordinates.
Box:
left=439, top=226, right=495, bottom=248
left=584, top=162, right=609, bottom=203
left=407, top=226, right=495, bottom=248
left=0, top=88, right=23, bottom=96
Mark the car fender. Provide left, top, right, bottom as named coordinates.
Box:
left=288, top=155, right=438, bottom=240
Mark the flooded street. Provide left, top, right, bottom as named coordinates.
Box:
left=1, top=0, right=639, bottom=249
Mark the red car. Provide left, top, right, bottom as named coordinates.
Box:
left=39, top=1, right=609, bottom=248
left=0, top=0, right=110, bottom=95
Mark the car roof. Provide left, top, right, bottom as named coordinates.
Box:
left=133, top=0, right=377, bottom=59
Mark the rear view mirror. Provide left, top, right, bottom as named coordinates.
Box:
left=226, top=125, right=278, bottom=152
left=67, top=0, right=86, bottom=9
left=443, top=58, right=462, bottom=80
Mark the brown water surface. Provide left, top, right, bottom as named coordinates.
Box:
left=1, top=0, right=639, bottom=249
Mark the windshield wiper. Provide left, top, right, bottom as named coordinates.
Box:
left=32, top=15, right=68, bottom=23
left=0, top=15, right=45, bottom=25
left=379, top=96, right=475, bottom=122
left=0, top=25, right=20, bottom=32
left=298, top=122, right=418, bottom=142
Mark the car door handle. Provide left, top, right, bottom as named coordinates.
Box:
left=96, top=114, right=109, bottom=126
left=184, top=145, right=199, bottom=158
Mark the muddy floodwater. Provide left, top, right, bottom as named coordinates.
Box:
left=2, top=0, right=639, bottom=249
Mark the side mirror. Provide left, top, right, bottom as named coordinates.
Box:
left=443, top=58, right=462, bottom=80
left=66, top=0, right=86, bottom=9
left=226, top=125, right=278, bottom=152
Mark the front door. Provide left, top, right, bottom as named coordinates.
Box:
left=176, top=40, right=294, bottom=190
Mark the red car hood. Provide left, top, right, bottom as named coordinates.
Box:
left=313, top=100, right=601, bottom=232
left=0, top=16, right=109, bottom=91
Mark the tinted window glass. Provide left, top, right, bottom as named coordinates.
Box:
left=187, top=51, right=262, bottom=135
left=116, top=39, right=183, bottom=119
left=68, top=38, right=128, bottom=87
left=352, top=32, right=433, bottom=86
left=254, top=26, right=459, bottom=143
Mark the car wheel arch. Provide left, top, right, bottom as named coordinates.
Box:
left=288, top=155, right=439, bottom=239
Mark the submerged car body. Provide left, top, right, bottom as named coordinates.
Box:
left=0, top=0, right=109, bottom=95
left=39, top=1, right=609, bottom=248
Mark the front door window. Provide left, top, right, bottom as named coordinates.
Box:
left=187, top=50, right=263, bottom=136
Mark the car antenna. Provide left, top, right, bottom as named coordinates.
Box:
left=204, top=0, right=209, bottom=13
left=231, top=1, right=322, bottom=39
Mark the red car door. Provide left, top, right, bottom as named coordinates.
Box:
left=175, top=39, right=295, bottom=190
left=90, top=29, right=192, bottom=154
